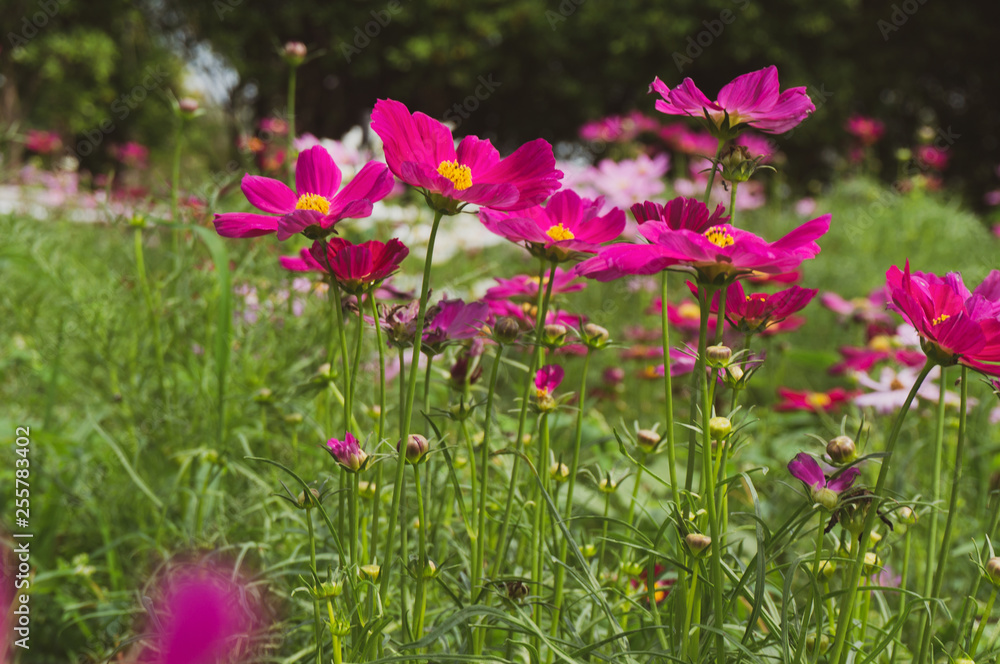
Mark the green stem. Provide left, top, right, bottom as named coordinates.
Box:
left=306, top=507, right=323, bottom=664
left=379, top=209, right=444, bottom=601
left=133, top=228, right=166, bottom=398
left=829, top=359, right=935, bottom=664
left=491, top=260, right=558, bottom=580
left=698, top=285, right=726, bottom=661
left=350, top=472, right=358, bottom=568
left=728, top=181, right=738, bottom=228
left=531, top=412, right=552, bottom=656
left=412, top=462, right=428, bottom=639
left=915, top=377, right=948, bottom=650
left=472, top=344, right=505, bottom=653
left=682, top=560, right=701, bottom=659
left=971, top=587, right=997, bottom=656
left=890, top=519, right=913, bottom=664
left=368, top=290, right=387, bottom=567
left=659, top=273, right=678, bottom=506
left=702, top=138, right=726, bottom=205
left=330, top=280, right=352, bottom=432
left=550, top=349, right=592, bottom=647
left=915, top=365, right=969, bottom=664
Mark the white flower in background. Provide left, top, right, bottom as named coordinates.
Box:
left=853, top=365, right=976, bottom=414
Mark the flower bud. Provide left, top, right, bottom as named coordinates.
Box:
left=282, top=41, right=308, bottom=65
left=826, top=435, right=857, bottom=465
left=178, top=97, right=200, bottom=114
left=986, top=557, right=1000, bottom=586
left=582, top=323, right=610, bottom=349
left=861, top=551, right=881, bottom=576
left=543, top=323, right=568, bottom=346
left=505, top=580, right=529, bottom=602
left=330, top=615, right=351, bottom=637
left=400, top=434, right=430, bottom=464
left=359, top=564, right=381, bottom=582
left=706, top=345, right=732, bottom=368
left=549, top=462, right=570, bottom=483
left=686, top=533, right=712, bottom=557
left=810, top=486, right=839, bottom=511
left=726, top=364, right=745, bottom=386
left=709, top=416, right=732, bottom=441
left=297, top=487, right=321, bottom=509
left=318, top=578, right=343, bottom=598
left=420, top=558, right=439, bottom=579
left=357, top=480, right=377, bottom=500
left=253, top=387, right=274, bottom=403
left=493, top=316, right=521, bottom=344
left=580, top=543, right=597, bottom=557
left=636, top=428, right=661, bottom=453
left=809, top=559, right=836, bottom=579
left=284, top=412, right=304, bottom=425
left=621, top=561, right=644, bottom=577
left=718, top=144, right=769, bottom=183
left=806, top=634, right=829, bottom=654
left=598, top=476, right=618, bottom=493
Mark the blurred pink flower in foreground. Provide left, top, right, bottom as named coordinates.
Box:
left=141, top=563, right=260, bottom=664
left=24, top=129, right=62, bottom=154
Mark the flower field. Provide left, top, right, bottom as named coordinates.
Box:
left=5, top=50, right=1000, bottom=664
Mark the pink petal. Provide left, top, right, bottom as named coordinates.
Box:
left=475, top=138, right=562, bottom=210
left=717, top=66, right=779, bottom=116
left=370, top=99, right=455, bottom=179
left=213, top=212, right=279, bottom=238
left=276, top=209, right=326, bottom=241
left=295, top=145, right=342, bottom=198
left=241, top=174, right=297, bottom=214
left=787, top=452, right=824, bottom=489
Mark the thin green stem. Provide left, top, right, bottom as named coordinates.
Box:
left=702, top=138, right=726, bottom=205
left=412, top=462, right=428, bottom=639
left=915, top=365, right=969, bottom=664
left=133, top=228, right=166, bottom=399
left=659, top=273, right=678, bottom=506
left=491, top=260, right=558, bottom=580
left=829, top=359, right=935, bottom=664
left=728, top=181, right=738, bottom=228
left=971, top=588, right=997, bottom=656
left=306, top=507, right=323, bottom=664
left=531, top=412, right=552, bottom=656
left=379, top=209, right=444, bottom=601
left=915, top=377, right=948, bottom=651
left=368, top=290, right=387, bottom=567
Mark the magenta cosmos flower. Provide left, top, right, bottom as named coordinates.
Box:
left=787, top=452, right=860, bottom=509
left=577, top=202, right=830, bottom=285
left=326, top=432, right=369, bottom=472
left=651, top=66, right=815, bottom=138
left=886, top=262, right=1000, bottom=375
left=479, top=189, right=625, bottom=262
left=536, top=364, right=564, bottom=397
left=845, top=115, right=886, bottom=146
left=485, top=267, right=585, bottom=302
left=775, top=387, right=854, bottom=412
left=696, top=280, right=818, bottom=334
left=370, top=98, right=562, bottom=212
left=214, top=145, right=394, bottom=240
left=423, top=298, right=492, bottom=355
left=280, top=238, right=409, bottom=294
left=144, top=564, right=259, bottom=664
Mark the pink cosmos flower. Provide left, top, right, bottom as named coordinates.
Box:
left=775, top=388, right=854, bottom=412
left=280, top=238, right=408, bottom=294
left=886, top=263, right=1000, bottom=375
left=143, top=563, right=259, bottom=664
left=646, top=298, right=722, bottom=338
left=535, top=364, right=564, bottom=397
left=485, top=268, right=585, bottom=302
left=577, top=207, right=830, bottom=284
left=787, top=452, right=860, bottom=507
left=370, top=98, right=562, bottom=211
left=735, top=133, right=779, bottom=162
left=485, top=299, right=583, bottom=331
left=747, top=269, right=801, bottom=285
left=916, top=145, right=949, bottom=171
left=660, top=124, right=718, bottom=156
left=479, top=189, right=626, bottom=262
left=213, top=145, right=394, bottom=240
left=845, top=115, right=886, bottom=146
left=651, top=66, right=815, bottom=137
left=327, top=432, right=368, bottom=472
left=820, top=287, right=895, bottom=327
left=580, top=111, right=658, bottom=143
left=423, top=298, right=491, bottom=354
left=24, top=129, right=62, bottom=154
left=696, top=280, right=817, bottom=334
left=589, top=154, right=669, bottom=210
left=829, top=330, right=926, bottom=375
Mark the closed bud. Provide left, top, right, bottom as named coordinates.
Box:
left=726, top=364, right=745, bottom=386
left=357, top=480, right=377, bottom=500
left=636, top=428, right=661, bottom=453
left=549, top=462, right=570, bottom=483
left=297, top=487, right=321, bottom=509
left=582, top=323, right=610, bottom=349
left=178, top=97, right=200, bottom=114
left=284, top=412, right=304, bottom=425
left=686, top=533, right=712, bottom=556
left=810, top=559, right=836, bottom=579
left=580, top=543, right=597, bottom=557
left=897, top=506, right=916, bottom=525
left=400, top=434, right=430, bottom=464
left=826, top=435, right=857, bottom=465
left=598, top=476, right=618, bottom=493
left=810, top=486, right=839, bottom=511
left=253, top=387, right=274, bottom=403
left=494, top=316, right=521, bottom=344
left=986, top=557, right=1000, bottom=586
left=318, top=579, right=343, bottom=598
left=359, top=564, right=381, bottom=582
left=621, top=561, right=644, bottom=577
left=709, top=416, right=732, bottom=441
left=421, top=559, right=439, bottom=579
left=861, top=552, right=881, bottom=576
left=706, top=345, right=732, bottom=367
left=282, top=41, right=308, bottom=65
left=543, top=323, right=568, bottom=346
left=806, top=634, right=829, bottom=654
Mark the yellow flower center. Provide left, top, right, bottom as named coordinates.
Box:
left=806, top=392, right=832, bottom=408
left=295, top=193, right=331, bottom=215
left=536, top=388, right=549, bottom=398
left=746, top=294, right=767, bottom=303
left=678, top=302, right=700, bottom=320
left=437, top=160, right=473, bottom=190
left=932, top=313, right=951, bottom=325
left=868, top=335, right=892, bottom=352
left=890, top=378, right=905, bottom=390
left=546, top=223, right=576, bottom=242
left=704, top=225, right=735, bottom=248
